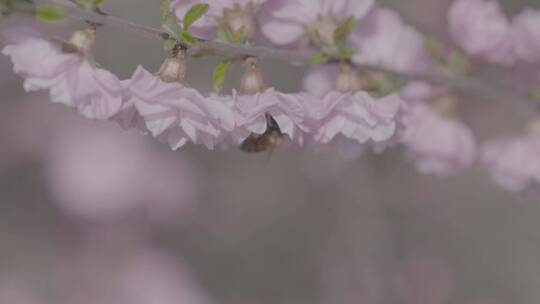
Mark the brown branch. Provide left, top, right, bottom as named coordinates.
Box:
left=35, top=1, right=533, bottom=104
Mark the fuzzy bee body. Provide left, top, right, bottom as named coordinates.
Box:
left=240, top=114, right=283, bottom=153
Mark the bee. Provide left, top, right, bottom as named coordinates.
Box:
left=240, top=114, right=283, bottom=153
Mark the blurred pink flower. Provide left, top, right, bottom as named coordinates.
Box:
left=448, top=0, right=515, bottom=65
left=512, top=9, right=540, bottom=63
left=302, top=65, right=340, bottom=97
left=350, top=8, right=430, bottom=73
left=401, top=103, right=476, bottom=176
left=2, top=28, right=124, bottom=120
left=481, top=135, right=540, bottom=192
left=0, top=236, right=211, bottom=304
left=171, top=0, right=268, bottom=39
left=43, top=118, right=201, bottom=224
left=125, top=65, right=235, bottom=150
left=305, top=91, right=402, bottom=145
left=394, top=251, right=453, bottom=304
left=260, top=0, right=374, bottom=46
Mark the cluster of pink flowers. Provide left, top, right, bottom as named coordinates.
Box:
left=2, top=0, right=540, bottom=191
left=449, top=0, right=540, bottom=65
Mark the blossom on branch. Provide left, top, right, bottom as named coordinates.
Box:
left=260, top=0, right=374, bottom=46
left=482, top=135, right=540, bottom=192
left=1, top=27, right=124, bottom=120
left=448, top=0, right=515, bottom=65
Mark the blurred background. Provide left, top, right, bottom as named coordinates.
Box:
left=1, top=0, right=540, bottom=303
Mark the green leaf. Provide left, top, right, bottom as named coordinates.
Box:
left=162, top=14, right=182, bottom=39
left=163, top=37, right=177, bottom=51
left=333, top=17, right=357, bottom=43
left=336, top=42, right=354, bottom=59
left=425, top=36, right=447, bottom=66
left=35, top=4, right=65, bottom=23
left=182, top=3, right=208, bottom=31
left=217, top=23, right=234, bottom=43
left=232, top=26, right=246, bottom=44
left=309, top=52, right=330, bottom=66
left=213, top=59, right=233, bottom=93
left=75, top=0, right=101, bottom=11
left=530, top=88, right=540, bottom=102
left=160, top=0, right=170, bottom=22
left=178, top=31, right=198, bottom=46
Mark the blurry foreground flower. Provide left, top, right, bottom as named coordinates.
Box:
left=482, top=134, right=540, bottom=192
left=401, top=102, right=476, bottom=176
left=43, top=118, right=201, bottom=225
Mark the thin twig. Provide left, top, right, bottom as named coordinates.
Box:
left=28, top=2, right=535, bottom=104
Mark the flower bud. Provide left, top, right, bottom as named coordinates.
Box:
left=158, top=50, right=187, bottom=83
left=336, top=64, right=362, bottom=93
left=240, top=57, right=265, bottom=95
left=306, top=14, right=339, bottom=50
left=68, top=28, right=96, bottom=57
left=223, top=3, right=256, bottom=42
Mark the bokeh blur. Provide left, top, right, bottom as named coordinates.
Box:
left=1, top=0, right=540, bottom=303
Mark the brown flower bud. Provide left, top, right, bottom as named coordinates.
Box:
left=336, top=63, right=362, bottom=93
left=240, top=57, right=265, bottom=95
left=68, top=28, right=96, bottom=56
left=158, top=50, right=187, bottom=83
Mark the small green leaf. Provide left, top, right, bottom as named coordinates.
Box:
left=334, top=17, right=357, bottom=43
left=336, top=42, right=354, bottom=59
left=163, top=37, right=177, bottom=51
left=309, top=52, right=330, bottom=66
left=425, top=36, right=447, bottom=66
left=183, top=3, right=208, bottom=31
left=178, top=31, right=198, bottom=46
left=232, top=26, right=246, bottom=44
left=213, top=59, right=233, bottom=93
left=162, top=14, right=182, bottom=39
left=530, top=88, right=540, bottom=102
left=217, top=23, right=234, bottom=43
left=35, top=4, right=65, bottom=23
left=160, top=0, right=170, bottom=22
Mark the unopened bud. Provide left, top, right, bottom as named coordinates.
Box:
left=158, top=50, right=187, bottom=83
left=306, top=14, right=338, bottom=50
left=223, top=3, right=256, bottom=42
left=336, top=64, right=362, bottom=93
left=240, top=57, right=265, bottom=95
left=68, top=28, right=96, bottom=56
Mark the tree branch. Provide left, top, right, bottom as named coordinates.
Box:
left=37, top=1, right=534, bottom=105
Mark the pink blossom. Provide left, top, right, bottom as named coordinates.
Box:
left=305, top=91, right=402, bottom=145
left=231, top=88, right=310, bottom=143
left=401, top=103, right=476, bottom=175
left=1, top=28, right=124, bottom=120
left=125, top=65, right=235, bottom=149
left=350, top=8, right=430, bottom=73
left=171, top=0, right=267, bottom=39
left=303, top=65, right=340, bottom=97
left=260, top=0, right=374, bottom=46
left=481, top=135, right=540, bottom=192
left=44, top=117, right=201, bottom=224
left=512, top=9, right=540, bottom=63
left=448, top=0, right=515, bottom=65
